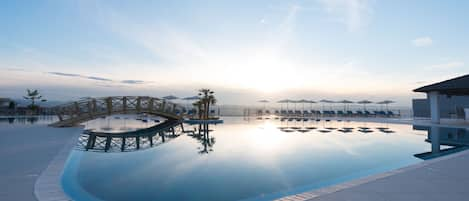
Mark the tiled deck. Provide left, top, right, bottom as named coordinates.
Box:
left=0, top=124, right=80, bottom=201
left=34, top=129, right=79, bottom=201
left=277, top=149, right=469, bottom=201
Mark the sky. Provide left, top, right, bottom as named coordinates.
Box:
left=1, top=0, right=468, bottom=106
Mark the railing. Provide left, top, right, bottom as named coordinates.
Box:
left=50, top=96, right=185, bottom=127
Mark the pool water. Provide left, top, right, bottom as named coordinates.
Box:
left=62, top=117, right=432, bottom=201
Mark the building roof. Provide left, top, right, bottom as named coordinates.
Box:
left=414, top=74, right=469, bottom=95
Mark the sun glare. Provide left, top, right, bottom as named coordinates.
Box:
left=247, top=121, right=287, bottom=150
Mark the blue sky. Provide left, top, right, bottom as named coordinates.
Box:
left=1, top=0, right=468, bottom=105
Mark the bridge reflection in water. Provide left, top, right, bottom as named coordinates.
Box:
left=75, top=116, right=217, bottom=153
left=76, top=118, right=184, bottom=152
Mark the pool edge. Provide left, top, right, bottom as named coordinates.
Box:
left=34, top=129, right=81, bottom=201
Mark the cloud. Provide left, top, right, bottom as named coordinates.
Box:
left=121, top=80, right=145, bottom=84
left=48, top=71, right=151, bottom=85
left=428, top=61, right=464, bottom=69
left=48, top=72, right=81, bottom=77
left=48, top=72, right=113, bottom=82
left=414, top=81, right=427, bottom=85
left=317, top=0, right=372, bottom=32
left=4, top=68, right=27, bottom=72
left=86, top=76, right=113, bottom=82
left=412, top=37, right=433, bottom=47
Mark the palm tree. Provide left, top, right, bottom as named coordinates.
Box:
left=198, top=89, right=217, bottom=120
left=23, top=89, right=46, bottom=110
left=197, top=89, right=217, bottom=140
left=193, top=100, right=204, bottom=135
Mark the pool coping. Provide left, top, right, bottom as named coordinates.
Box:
left=34, top=129, right=81, bottom=201
left=275, top=148, right=469, bottom=201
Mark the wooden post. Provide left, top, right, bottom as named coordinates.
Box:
left=74, top=102, right=80, bottom=117
left=149, top=98, right=154, bottom=112
left=106, top=97, right=112, bottom=115
left=92, top=99, right=97, bottom=113
left=123, top=96, right=127, bottom=113
left=86, top=135, right=96, bottom=150
left=136, top=97, right=141, bottom=112
left=161, top=100, right=166, bottom=111
left=121, top=137, right=126, bottom=151
left=136, top=136, right=140, bottom=149
left=180, top=123, right=185, bottom=132
left=104, top=136, right=112, bottom=152
left=87, top=101, right=93, bottom=118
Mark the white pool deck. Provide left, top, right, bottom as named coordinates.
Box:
left=276, top=148, right=469, bottom=201
left=1, top=117, right=469, bottom=201
left=0, top=124, right=80, bottom=201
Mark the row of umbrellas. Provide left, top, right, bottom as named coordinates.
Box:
left=258, top=99, right=395, bottom=111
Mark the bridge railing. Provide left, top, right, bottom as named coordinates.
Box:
left=51, top=96, right=186, bottom=126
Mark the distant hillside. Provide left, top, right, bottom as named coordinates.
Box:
left=11, top=99, right=67, bottom=107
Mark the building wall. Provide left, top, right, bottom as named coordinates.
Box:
left=413, top=95, right=469, bottom=118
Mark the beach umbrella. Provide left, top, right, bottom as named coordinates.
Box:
left=291, top=100, right=299, bottom=111
left=307, top=100, right=316, bottom=110
left=285, top=99, right=293, bottom=111
left=377, top=100, right=395, bottom=111
left=357, top=100, right=373, bottom=111
left=297, top=99, right=310, bottom=111
left=277, top=99, right=289, bottom=111
left=319, top=99, right=334, bottom=111
left=337, top=100, right=354, bottom=111
left=258, top=100, right=269, bottom=111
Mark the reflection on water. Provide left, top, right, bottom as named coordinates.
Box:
left=63, top=117, right=434, bottom=201
left=0, top=116, right=57, bottom=125
left=82, top=114, right=165, bottom=133
left=413, top=125, right=469, bottom=160
left=188, top=124, right=216, bottom=154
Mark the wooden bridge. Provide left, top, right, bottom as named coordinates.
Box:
left=49, top=96, right=185, bottom=127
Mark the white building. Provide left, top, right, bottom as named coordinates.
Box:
left=413, top=74, right=469, bottom=124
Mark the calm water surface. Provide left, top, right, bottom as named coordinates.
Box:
left=62, top=117, right=432, bottom=201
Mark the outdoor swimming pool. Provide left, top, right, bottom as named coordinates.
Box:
left=61, top=116, right=436, bottom=201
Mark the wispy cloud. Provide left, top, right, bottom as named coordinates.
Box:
left=4, top=68, right=28, bottom=72
left=47, top=71, right=154, bottom=87
left=86, top=76, right=113, bottom=82
left=121, top=80, right=145, bottom=84
left=48, top=71, right=113, bottom=82
left=317, top=0, right=372, bottom=32
left=412, top=37, right=433, bottom=47
left=428, top=61, right=464, bottom=69
left=48, top=72, right=81, bottom=77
